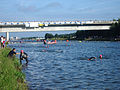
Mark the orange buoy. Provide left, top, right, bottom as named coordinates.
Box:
left=66, top=40, right=69, bottom=42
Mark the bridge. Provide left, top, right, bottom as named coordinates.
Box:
left=0, top=20, right=118, bottom=40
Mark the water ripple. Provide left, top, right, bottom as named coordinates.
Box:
left=9, top=41, right=120, bottom=89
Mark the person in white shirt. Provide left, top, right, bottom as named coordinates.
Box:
left=0, top=36, right=4, bottom=48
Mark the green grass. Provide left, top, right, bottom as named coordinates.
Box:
left=0, top=48, right=28, bottom=90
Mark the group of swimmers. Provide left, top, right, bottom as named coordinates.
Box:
left=44, top=39, right=102, bottom=61
left=7, top=48, right=28, bottom=64
left=88, top=55, right=102, bottom=60
left=5, top=39, right=103, bottom=66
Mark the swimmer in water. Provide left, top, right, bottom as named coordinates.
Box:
left=20, top=50, right=28, bottom=64
left=88, top=57, right=96, bottom=60
left=99, top=55, right=102, bottom=59
left=43, top=40, right=47, bottom=44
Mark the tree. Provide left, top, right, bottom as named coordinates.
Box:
left=55, top=34, right=58, bottom=39
left=113, top=19, right=117, bottom=21
left=45, top=33, right=54, bottom=39
left=110, top=19, right=120, bottom=38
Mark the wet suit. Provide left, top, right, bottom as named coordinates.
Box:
left=88, top=57, right=96, bottom=60
left=20, top=52, right=28, bottom=64
left=44, top=40, right=47, bottom=44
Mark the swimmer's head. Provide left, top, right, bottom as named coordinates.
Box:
left=21, top=50, right=24, bottom=53
left=100, top=55, right=102, bottom=59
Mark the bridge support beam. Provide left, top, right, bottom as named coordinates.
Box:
left=6, top=32, right=9, bottom=41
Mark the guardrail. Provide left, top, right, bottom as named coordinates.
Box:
left=0, top=21, right=118, bottom=26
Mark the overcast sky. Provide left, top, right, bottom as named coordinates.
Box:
left=0, top=0, right=120, bottom=21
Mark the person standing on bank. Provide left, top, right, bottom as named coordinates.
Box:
left=3, top=37, right=6, bottom=48
left=0, top=36, right=4, bottom=48
left=20, top=50, right=28, bottom=64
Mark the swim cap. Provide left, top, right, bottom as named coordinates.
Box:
left=100, top=55, right=102, bottom=59
left=21, top=50, right=24, bottom=53
left=100, top=55, right=102, bottom=57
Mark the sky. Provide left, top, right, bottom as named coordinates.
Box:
left=0, top=0, right=120, bottom=21
left=0, top=0, right=120, bottom=38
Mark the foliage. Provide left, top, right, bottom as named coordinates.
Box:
left=110, top=19, right=120, bottom=37
left=55, top=34, right=58, bottom=38
left=76, top=30, right=112, bottom=40
left=0, top=48, right=28, bottom=90
left=44, top=19, right=120, bottom=41
left=76, top=19, right=120, bottom=40
left=45, top=33, right=54, bottom=39
left=45, top=33, right=76, bottom=40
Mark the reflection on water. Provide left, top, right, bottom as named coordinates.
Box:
left=9, top=41, right=120, bottom=89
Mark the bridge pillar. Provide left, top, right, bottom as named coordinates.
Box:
left=6, top=32, right=9, bottom=41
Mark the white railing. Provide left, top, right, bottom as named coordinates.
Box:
left=0, top=21, right=118, bottom=27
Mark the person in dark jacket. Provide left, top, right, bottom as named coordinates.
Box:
left=20, top=50, right=28, bottom=64
left=8, top=48, right=19, bottom=57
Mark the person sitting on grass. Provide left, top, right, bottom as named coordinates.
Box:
left=20, top=50, right=28, bottom=65
left=7, top=48, right=19, bottom=57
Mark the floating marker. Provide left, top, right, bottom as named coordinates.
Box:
left=66, top=40, right=69, bottom=42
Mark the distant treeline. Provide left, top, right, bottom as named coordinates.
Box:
left=45, top=33, right=76, bottom=40
left=45, top=19, right=120, bottom=40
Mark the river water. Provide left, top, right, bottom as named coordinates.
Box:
left=8, top=41, right=120, bottom=89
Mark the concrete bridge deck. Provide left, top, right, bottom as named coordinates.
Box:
left=0, top=20, right=118, bottom=40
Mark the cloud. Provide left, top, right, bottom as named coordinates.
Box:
left=17, top=4, right=39, bottom=13
left=44, top=2, right=62, bottom=8
left=16, top=2, right=62, bottom=13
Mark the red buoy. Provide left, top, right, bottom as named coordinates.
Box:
left=66, top=40, right=69, bottom=42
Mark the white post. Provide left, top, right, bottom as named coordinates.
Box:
left=6, top=32, right=9, bottom=41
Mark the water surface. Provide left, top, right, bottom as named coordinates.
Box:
left=9, top=41, right=120, bottom=89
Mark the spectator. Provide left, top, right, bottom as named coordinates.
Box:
left=0, top=36, right=3, bottom=48
left=8, top=48, right=19, bottom=57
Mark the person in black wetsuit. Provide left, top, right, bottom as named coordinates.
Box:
left=88, top=57, right=96, bottom=60
left=44, top=40, right=47, bottom=44
left=20, top=50, right=28, bottom=64
left=8, top=48, right=19, bottom=57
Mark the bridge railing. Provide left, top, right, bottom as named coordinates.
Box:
left=0, top=21, right=118, bottom=27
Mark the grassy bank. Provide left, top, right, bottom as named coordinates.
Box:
left=0, top=48, right=28, bottom=90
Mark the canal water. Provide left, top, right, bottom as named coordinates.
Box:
left=9, top=41, right=120, bottom=89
